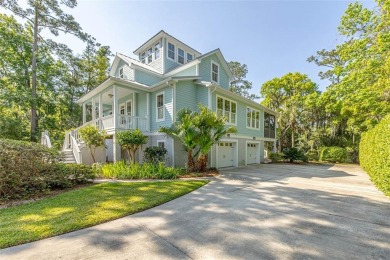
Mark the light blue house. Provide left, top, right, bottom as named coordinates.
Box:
left=62, top=30, right=277, bottom=167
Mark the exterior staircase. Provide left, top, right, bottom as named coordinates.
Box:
left=61, top=150, right=77, bottom=164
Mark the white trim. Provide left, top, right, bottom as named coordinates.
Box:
left=216, top=139, right=238, bottom=168
left=156, top=91, right=165, bottom=122
left=246, top=106, right=261, bottom=130
left=119, top=66, right=124, bottom=79
left=157, top=140, right=166, bottom=148
left=167, top=42, right=176, bottom=62
left=245, top=140, right=261, bottom=165
left=173, top=83, right=176, bottom=122
left=216, top=94, right=237, bottom=126
left=171, top=138, right=175, bottom=166
left=211, top=60, right=219, bottom=84
left=178, top=47, right=185, bottom=64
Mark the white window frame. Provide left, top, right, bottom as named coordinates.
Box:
left=216, top=95, right=237, bottom=126
left=211, top=61, right=219, bottom=84
left=167, top=42, right=175, bottom=61
left=246, top=107, right=260, bottom=130
left=178, top=48, right=185, bottom=64
left=157, top=140, right=165, bottom=149
left=119, top=67, right=124, bottom=78
left=187, top=53, right=193, bottom=62
left=156, top=92, right=165, bottom=122
left=154, top=42, right=160, bottom=60
left=147, top=48, right=153, bottom=64
left=140, top=52, right=146, bottom=63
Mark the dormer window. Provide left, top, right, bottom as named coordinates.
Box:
left=211, top=61, right=219, bottom=83
left=178, top=48, right=185, bottom=64
left=168, top=42, right=175, bottom=60
left=147, top=48, right=153, bottom=63
left=154, top=42, right=160, bottom=59
left=187, top=53, right=193, bottom=62
left=141, top=52, right=145, bottom=63
left=119, top=67, right=124, bottom=78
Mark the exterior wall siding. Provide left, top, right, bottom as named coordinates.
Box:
left=196, top=85, right=209, bottom=107
left=148, top=55, right=163, bottom=73
left=134, top=69, right=163, bottom=86
left=115, top=60, right=134, bottom=80
left=175, top=81, right=198, bottom=112
left=199, top=53, right=229, bottom=89
left=173, top=65, right=197, bottom=77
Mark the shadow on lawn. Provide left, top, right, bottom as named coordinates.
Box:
left=1, top=164, right=389, bottom=259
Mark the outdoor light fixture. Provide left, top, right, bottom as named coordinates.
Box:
left=108, top=94, right=113, bottom=98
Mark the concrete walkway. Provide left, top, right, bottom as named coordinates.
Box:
left=1, top=164, right=389, bottom=259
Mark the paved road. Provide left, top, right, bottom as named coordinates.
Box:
left=1, top=164, right=389, bottom=259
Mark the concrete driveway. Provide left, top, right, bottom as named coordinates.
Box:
left=1, top=164, right=389, bottom=259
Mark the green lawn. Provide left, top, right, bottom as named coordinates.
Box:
left=0, top=180, right=208, bottom=249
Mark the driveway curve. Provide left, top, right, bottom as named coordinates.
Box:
left=1, top=164, right=389, bottom=259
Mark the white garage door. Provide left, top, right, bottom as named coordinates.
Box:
left=247, top=143, right=258, bottom=164
left=217, top=142, right=235, bottom=168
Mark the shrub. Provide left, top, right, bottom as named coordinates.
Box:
left=360, top=115, right=390, bottom=196
left=143, top=146, right=167, bottom=164
left=269, top=152, right=283, bottom=162
left=116, top=129, right=148, bottom=164
left=79, top=125, right=108, bottom=163
left=320, top=146, right=347, bottom=163
left=306, top=150, right=320, bottom=161
left=100, top=161, right=184, bottom=179
left=282, top=148, right=307, bottom=163
left=0, top=138, right=95, bottom=201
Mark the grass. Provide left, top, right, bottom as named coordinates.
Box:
left=0, top=180, right=208, bottom=249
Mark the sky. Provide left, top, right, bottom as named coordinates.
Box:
left=2, top=0, right=377, bottom=99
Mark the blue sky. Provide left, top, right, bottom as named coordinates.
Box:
left=5, top=0, right=377, bottom=98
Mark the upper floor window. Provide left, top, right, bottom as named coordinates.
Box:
left=211, top=62, right=219, bottom=83
left=178, top=48, right=185, bottom=64
left=119, top=67, right=124, bottom=78
left=168, top=43, right=175, bottom=60
left=147, top=48, right=153, bottom=63
left=187, top=53, right=193, bottom=62
left=217, top=96, right=236, bottom=125
left=140, top=52, right=145, bottom=63
left=154, top=42, right=160, bottom=59
left=156, top=92, right=165, bottom=121
left=247, top=107, right=260, bottom=129
left=264, top=112, right=276, bottom=138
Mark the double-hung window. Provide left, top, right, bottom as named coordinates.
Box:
left=140, top=52, right=145, bottom=63
left=156, top=93, right=164, bottom=121
left=168, top=43, right=175, bottom=60
left=217, top=96, right=236, bottom=124
left=154, top=42, right=160, bottom=59
left=246, top=107, right=260, bottom=129
left=147, top=48, right=153, bottom=63
left=211, top=62, right=219, bottom=83
left=119, top=67, right=124, bottom=78
left=178, top=48, right=185, bottom=64
left=187, top=53, right=193, bottom=62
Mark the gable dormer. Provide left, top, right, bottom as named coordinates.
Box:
left=133, top=30, right=201, bottom=74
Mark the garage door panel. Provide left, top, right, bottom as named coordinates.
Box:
left=246, top=143, right=258, bottom=164
left=218, top=142, right=235, bottom=168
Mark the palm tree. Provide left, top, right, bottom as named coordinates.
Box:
left=194, top=105, right=237, bottom=172
left=159, top=109, right=199, bottom=171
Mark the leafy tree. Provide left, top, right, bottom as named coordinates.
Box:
left=160, top=109, right=199, bottom=170
left=78, top=125, right=107, bottom=163
left=116, top=129, right=148, bottom=164
left=229, top=61, right=259, bottom=100
left=1, top=0, right=89, bottom=141
left=194, top=105, right=237, bottom=172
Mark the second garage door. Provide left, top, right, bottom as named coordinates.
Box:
left=217, top=142, right=235, bottom=168
left=246, top=143, right=259, bottom=164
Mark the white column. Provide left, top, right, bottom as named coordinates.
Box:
left=273, top=140, right=277, bottom=153
left=82, top=103, right=86, bottom=124
left=146, top=92, right=150, bottom=132
left=98, top=93, right=103, bottom=129
left=91, top=97, right=95, bottom=121
left=112, top=86, right=121, bottom=162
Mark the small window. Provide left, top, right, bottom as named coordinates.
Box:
left=147, top=48, right=153, bottom=63
left=178, top=48, right=185, bottom=64
left=247, top=107, right=260, bottom=129
left=168, top=43, right=175, bottom=60
left=156, top=93, right=164, bottom=121
left=212, top=62, right=219, bottom=83
left=119, top=68, right=124, bottom=78
left=216, top=96, right=236, bottom=125
left=154, top=42, right=160, bottom=59
left=157, top=141, right=165, bottom=149
left=140, top=52, right=145, bottom=63
left=187, top=53, right=193, bottom=62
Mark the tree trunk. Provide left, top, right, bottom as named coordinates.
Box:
left=90, top=147, right=96, bottom=163
left=127, top=149, right=132, bottom=163
left=30, top=5, right=39, bottom=142
left=187, top=149, right=195, bottom=171
left=196, top=154, right=208, bottom=172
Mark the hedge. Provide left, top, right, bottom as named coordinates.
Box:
left=320, top=146, right=347, bottom=163
left=359, top=115, right=390, bottom=196
left=0, top=138, right=95, bottom=201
